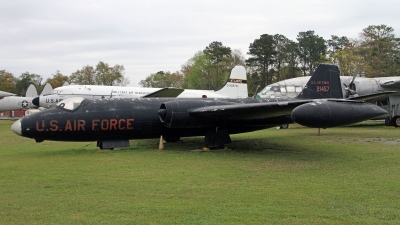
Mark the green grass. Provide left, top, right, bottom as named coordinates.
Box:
left=1, top=120, right=400, bottom=224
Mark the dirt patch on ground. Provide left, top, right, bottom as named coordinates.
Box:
left=319, top=138, right=400, bottom=145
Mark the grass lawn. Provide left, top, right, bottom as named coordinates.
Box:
left=0, top=120, right=399, bottom=224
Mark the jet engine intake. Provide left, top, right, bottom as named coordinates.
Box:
left=158, top=100, right=230, bottom=128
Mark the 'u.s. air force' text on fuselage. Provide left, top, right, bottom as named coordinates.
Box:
left=35, top=118, right=134, bottom=132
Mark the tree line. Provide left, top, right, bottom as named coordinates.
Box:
left=0, top=61, right=128, bottom=96
left=140, top=24, right=400, bottom=96
left=1, top=24, right=398, bottom=97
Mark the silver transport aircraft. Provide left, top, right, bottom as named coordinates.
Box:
left=259, top=70, right=399, bottom=126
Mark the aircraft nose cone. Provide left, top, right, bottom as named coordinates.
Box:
left=32, top=97, right=39, bottom=107
left=11, top=119, right=22, bottom=136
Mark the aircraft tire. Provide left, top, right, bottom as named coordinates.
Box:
left=392, top=116, right=400, bottom=127
left=279, top=124, right=289, bottom=129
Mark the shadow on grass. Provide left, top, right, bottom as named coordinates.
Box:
left=161, top=135, right=341, bottom=163
left=18, top=127, right=357, bottom=164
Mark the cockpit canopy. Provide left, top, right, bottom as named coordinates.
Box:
left=56, top=97, right=90, bottom=111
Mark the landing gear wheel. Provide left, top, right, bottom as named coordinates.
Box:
left=394, top=116, right=400, bottom=127
left=279, top=124, right=289, bottom=129
left=389, top=116, right=400, bottom=127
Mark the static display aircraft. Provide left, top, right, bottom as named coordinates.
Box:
left=0, top=90, right=16, bottom=97
left=32, top=66, right=248, bottom=108
left=0, top=83, right=53, bottom=112
left=12, top=64, right=388, bottom=150
left=259, top=72, right=400, bottom=126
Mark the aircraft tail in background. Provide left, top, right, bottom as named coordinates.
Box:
left=214, top=65, right=248, bottom=98
left=25, top=84, right=38, bottom=98
left=39, top=83, right=53, bottom=95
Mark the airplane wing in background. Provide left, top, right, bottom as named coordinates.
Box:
left=380, top=78, right=400, bottom=89
left=349, top=91, right=397, bottom=102
left=142, top=87, right=184, bottom=98
left=0, top=90, right=16, bottom=97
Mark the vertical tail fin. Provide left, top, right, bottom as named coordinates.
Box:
left=25, top=84, right=38, bottom=97
left=296, top=64, right=342, bottom=99
left=214, top=65, right=248, bottom=98
left=40, top=83, right=53, bottom=95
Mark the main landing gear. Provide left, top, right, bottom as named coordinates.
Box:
left=386, top=115, right=400, bottom=127
left=203, top=128, right=231, bottom=151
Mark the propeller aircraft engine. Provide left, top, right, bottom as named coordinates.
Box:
left=344, top=66, right=361, bottom=98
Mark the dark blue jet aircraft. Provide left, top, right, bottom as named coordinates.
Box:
left=11, top=64, right=388, bottom=150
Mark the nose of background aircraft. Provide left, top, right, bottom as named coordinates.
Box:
left=32, top=97, right=39, bottom=107
left=11, top=119, right=22, bottom=136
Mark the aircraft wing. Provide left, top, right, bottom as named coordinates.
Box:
left=349, top=91, right=397, bottom=102
left=0, top=90, right=16, bottom=97
left=379, top=78, right=400, bottom=89
left=187, top=100, right=311, bottom=120
left=142, top=87, right=184, bottom=98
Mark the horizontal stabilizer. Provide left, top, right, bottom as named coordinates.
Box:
left=142, top=87, right=184, bottom=98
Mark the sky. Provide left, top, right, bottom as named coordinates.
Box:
left=1, top=0, right=399, bottom=87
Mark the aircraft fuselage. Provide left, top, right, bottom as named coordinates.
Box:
left=16, top=97, right=293, bottom=143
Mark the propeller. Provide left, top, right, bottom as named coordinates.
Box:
left=344, top=66, right=361, bottom=98
left=252, top=85, right=260, bottom=98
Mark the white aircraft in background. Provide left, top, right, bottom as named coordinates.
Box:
left=0, top=83, right=53, bottom=112
left=258, top=70, right=400, bottom=126
left=33, top=65, right=248, bottom=108
left=0, top=90, right=16, bottom=97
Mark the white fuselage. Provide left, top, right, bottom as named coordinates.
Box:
left=39, top=86, right=232, bottom=107
left=0, top=96, right=37, bottom=112
left=38, top=65, right=248, bottom=108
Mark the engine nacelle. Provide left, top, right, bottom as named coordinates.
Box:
left=351, top=78, right=380, bottom=96
left=291, top=100, right=387, bottom=128
left=158, top=100, right=233, bottom=128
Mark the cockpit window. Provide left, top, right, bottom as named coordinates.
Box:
left=56, top=97, right=88, bottom=111
left=271, top=86, right=280, bottom=92
left=51, top=90, right=58, bottom=94
left=260, top=86, right=271, bottom=94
